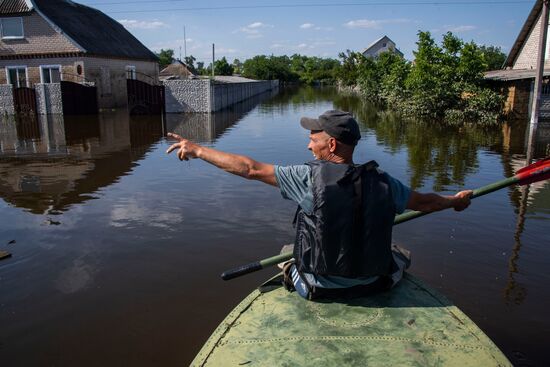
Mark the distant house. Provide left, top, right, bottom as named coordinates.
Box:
left=0, top=0, right=159, bottom=109
left=159, top=60, right=195, bottom=80
left=362, top=36, right=404, bottom=58
left=484, top=0, right=550, bottom=120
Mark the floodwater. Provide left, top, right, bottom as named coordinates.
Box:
left=0, top=87, right=549, bottom=366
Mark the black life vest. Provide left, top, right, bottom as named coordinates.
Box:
left=293, top=160, right=397, bottom=278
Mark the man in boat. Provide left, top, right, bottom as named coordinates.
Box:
left=167, top=110, right=472, bottom=300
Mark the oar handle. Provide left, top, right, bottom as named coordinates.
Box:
left=221, top=253, right=293, bottom=281
left=221, top=261, right=262, bottom=280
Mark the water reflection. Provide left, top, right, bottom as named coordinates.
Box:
left=0, top=87, right=549, bottom=366
left=333, top=93, right=550, bottom=312
left=0, top=91, right=276, bottom=216
left=505, top=184, right=529, bottom=306
left=165, top=90, right=276, bottom=144
left=335, top=97, right=492, bottom=190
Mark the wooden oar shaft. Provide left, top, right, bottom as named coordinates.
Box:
left=394, top=175, right=519, bottom=225
left=226, top=176, right=522, bottom=274
left=222, top=158, right=549, bottom=280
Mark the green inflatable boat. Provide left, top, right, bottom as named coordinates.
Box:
left=192, top=273, right=511, bottom=366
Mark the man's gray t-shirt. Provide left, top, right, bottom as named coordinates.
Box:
left=274, top=164, right=411, bottom=288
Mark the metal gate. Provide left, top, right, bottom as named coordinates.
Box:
left=127, top=79, right=165, bottom=115
left=60, top=81, right=98, bottom=115
left=13, top=87, right=37, bottom=115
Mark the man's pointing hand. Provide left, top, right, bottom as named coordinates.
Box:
left=166, top=132, right=201, bottom=161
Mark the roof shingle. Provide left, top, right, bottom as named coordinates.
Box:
left=0, top=0, right=32, bottom=14
left=33, top=0, right=158, bottom=61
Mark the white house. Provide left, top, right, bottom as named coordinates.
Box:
left=362, top=36, right=404, bottom=58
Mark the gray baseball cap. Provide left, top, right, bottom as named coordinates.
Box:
left=300, top=110, right=361, bottom=146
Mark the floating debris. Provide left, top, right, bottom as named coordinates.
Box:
left=7, top=240, right=15, bottom=245
left=43, top=218, right=61, bottom=226
left=0, top=251, right=11, bottom=261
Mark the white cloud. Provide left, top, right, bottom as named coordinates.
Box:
left=248, top=22, right=266, bottom=29
left=311, top=39, right=336, bottom=47
left=110, top=199, right=183, bottom=230
left=234, top=22, right=273, bottom=39
left=344, top=18, right=410, bottom=29
left=217, top=47, right=237, bottom=54
left=149, top=38, right=203, bottom=53
left=118, top=19, right=167, bottom=30
left=297, top=43, right=308, bottom=49
left=300, top=23, right=314, bottom=29
left=444, top=25, right=477, bottom=32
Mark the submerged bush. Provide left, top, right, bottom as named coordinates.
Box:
left=337, top=31, right=504, bottom=126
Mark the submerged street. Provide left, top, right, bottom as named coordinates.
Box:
left=0, top=87, right=549, bottom=366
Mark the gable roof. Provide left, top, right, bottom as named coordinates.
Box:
left=362, top=35, right=404, bottom=57
left=363, top=35, right=392, bottom=53
left=31, top=0, right=157, bottom=61
left=504, top=0, right=543, bottom=68
left=160, top=60, right=195, bottom=78
left=0, top=0, right=32, bottom=14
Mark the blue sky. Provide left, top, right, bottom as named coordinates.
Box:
left=81, top=0, right=535, bottom=64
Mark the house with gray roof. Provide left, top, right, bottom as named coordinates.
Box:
left=0, top=0, right=159, bottom=109
left=361, top=35, right=404, bottom=58
left=484, top=0, right=550, bottom=120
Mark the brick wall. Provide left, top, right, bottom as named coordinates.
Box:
left=1, top=56, right=159, bottom=110
left=164, top=79, right=279, bottom=112
left=0, top=12, right=80, bottom=56
left=164, top=79, right=211, bottom=113
left=500, top=79, right=532, bottom=120
left=0, top=85, right=14, bottom=115
left=82, top=57, right=159, bottom=109
left=514, top=13, right=550, bottom=69
left=35, top=83, right=62, bottom=114
left=0, top=57, right=81, bottom=85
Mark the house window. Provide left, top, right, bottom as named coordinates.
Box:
left=40, top=65, right=61, bottom=83
left=382, top=42, right=387, bottom=47
left=1, top=17, right=24, bottom=39
left=6, top=66, right=27, bottom=87
left=126, top=66, right=136, bottom=80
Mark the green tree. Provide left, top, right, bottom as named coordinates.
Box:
left=479, top=45, right=507, bottom=70
left=214, top=57, right=234, bottom=76
left=336, top=30, right=503, bottom=125
left=157, top=49, right=174, bottom=69
left=337, top=50, right=367, bottom=86
left=184, top=55, right=197, bottom=74
left=196, top=61, right=205, bottom=75
left=242, top=55, right=298, bottom=81
left=232, top=59, right=243, bottom=74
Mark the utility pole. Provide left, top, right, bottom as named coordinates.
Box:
left=528, top=0, right=550, bottom=162
left=179, top=46, right=182, bottom=61
left=184, top=26, right=187, bottom=59
left=212, top=43, right=215, bottom=78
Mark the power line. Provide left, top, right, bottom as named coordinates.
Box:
left=87, top=0, right=526, bottom=4
left=88, top=1, right=532, bottom=13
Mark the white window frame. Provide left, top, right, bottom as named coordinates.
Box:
left=126, top=65, right=136, bottom=80
left=39, top=65, right=63, bottom=84
left=5, top=65, right=28, bottom=87
left=1, top=17, right=24, bottom=40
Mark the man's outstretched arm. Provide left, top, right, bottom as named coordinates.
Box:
left=166, top=133, right=278, bottom=186
left=406, top=190, right=473, bottom=212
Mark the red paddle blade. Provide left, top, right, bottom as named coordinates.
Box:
left=516, top=157, right=550, bottom=185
